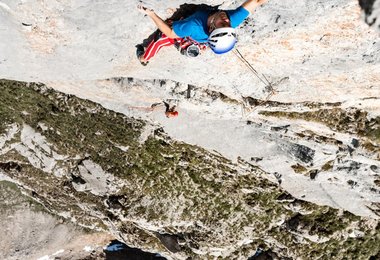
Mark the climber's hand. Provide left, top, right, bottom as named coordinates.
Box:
left=137, top=5, right=155, bottom=16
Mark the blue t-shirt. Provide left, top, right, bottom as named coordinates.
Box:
left=172, top=6, right=250, bottom=43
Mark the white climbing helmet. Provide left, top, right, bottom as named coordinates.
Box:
left=208, top=27, right=237, bottom=54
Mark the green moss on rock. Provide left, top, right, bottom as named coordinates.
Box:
left=260, top=108, right=380, bottom=144
left=0, top=79, right=379, bottom=259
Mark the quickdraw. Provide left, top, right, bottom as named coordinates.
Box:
left=174, top=37, right=207, bottom=57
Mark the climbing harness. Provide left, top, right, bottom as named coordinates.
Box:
left=174, top=37, right=207, bottom=57
left=164, top=17, right=207, bottom=58
left=233, top=48, right=277, bottom=116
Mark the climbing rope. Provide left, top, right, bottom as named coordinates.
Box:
left=233, top=48, right=272, bottom=88
left=233, top=48, right=277, bottom=117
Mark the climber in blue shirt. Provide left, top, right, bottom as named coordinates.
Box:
left=136, top=0, right=268, bottom=65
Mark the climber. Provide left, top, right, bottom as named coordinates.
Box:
left=129, top=101, right=178, bottom=118
left=151, top=101, right=179, bottom=118
left=136, top=0, right=268, bottom=65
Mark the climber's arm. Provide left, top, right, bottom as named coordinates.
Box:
left=137, top=5, right=179, bottom=39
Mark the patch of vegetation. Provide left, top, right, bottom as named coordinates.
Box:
left=322, top=160, right=334, bottom=172
left=0, top=180, right=45, bottom=213
left=291, top=163, right=307, bottom=173
left=0, top=79, right=379, bottom=259
left=205, top=89, right=241, bottom=105
left=295, top=208, right=355, bottom=236
left=260, top=108, right=380, bottom=143
left=362, top=141, right=380, bottom=154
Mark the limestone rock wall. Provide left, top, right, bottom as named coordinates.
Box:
left=0, top=80, right=379, bottom=259
left=0, top=0, right=379, bottom=258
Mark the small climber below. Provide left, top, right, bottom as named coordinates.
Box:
left=150, top=101, right=179, bottom=118
left=136, top=0, right=268, bottom=65
left=129, top=100, right=179, bottom=118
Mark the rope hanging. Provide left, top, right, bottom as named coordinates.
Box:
left=233, top=48, right=277, bottom=116
left=233, top=48, right=272, bottom=89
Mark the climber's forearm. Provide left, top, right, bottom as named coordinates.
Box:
left=148, top=12, right=179, bottom=39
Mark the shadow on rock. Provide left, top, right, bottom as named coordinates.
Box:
left=104, top=240, right=166, bottom=260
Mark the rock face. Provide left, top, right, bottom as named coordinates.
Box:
left=0, top=80, right=379, bottom=259
left=359, top=0, right=380, bottom=31
left=0, top=180, right=112, bottom=260
left=0, top=0, right=379, bottom=258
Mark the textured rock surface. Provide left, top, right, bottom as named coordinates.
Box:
left=0, top=0, right=379, bottom=258
left=47, top=77, right=380, bottom=219
left=0, top=180, right=112, bottom=260
left=0, top=80, right=379, bottom=259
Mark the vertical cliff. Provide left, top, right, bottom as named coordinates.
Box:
left=0, top=0, right=379, bottom=258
